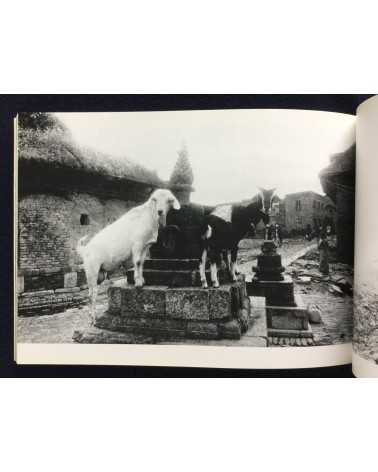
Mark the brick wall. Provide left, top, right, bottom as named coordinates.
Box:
left=17, top=192, right=144, bottom=315
left=18, top=193, right=137, bottom=275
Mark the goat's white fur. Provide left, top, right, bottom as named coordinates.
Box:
left=77, top=189, right=180, bottom=324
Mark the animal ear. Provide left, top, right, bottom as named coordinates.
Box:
left=173, top=197, right=180, bottom=210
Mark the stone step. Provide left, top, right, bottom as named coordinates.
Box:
left=144, top=258, right=199, bottom=271
left=126, top=268, right=232, bottom=287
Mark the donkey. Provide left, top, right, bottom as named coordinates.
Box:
left=199, top=188, right=275, bottom=288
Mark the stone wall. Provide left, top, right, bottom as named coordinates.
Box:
left=17, top=192, right=139, bottom=315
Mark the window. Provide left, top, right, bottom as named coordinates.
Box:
left=80, top=214, right=90, bottom=225
left=295, top=200, right=301, bottom=211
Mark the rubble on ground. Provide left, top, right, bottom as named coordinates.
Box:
left=286, top=248, right=353, bottom=297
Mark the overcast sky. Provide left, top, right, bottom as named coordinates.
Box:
left=55, top=109, right=355, bottom=205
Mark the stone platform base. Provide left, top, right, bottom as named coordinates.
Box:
left=73, top=296, right=268, bottom=346
left=18, top=286, right=88, bottom=316
left=82, top=277, right=252, bottom=342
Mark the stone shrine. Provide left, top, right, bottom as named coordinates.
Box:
left=74, top=146, right=256, bottom=344
left=248, top=240, right=312, bottom=340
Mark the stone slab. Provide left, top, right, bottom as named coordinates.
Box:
left=247, top=275, right=295, bottom=306
left=266, top=293, right=309, bottom=330
left=248, top=296, right=268, bottom=339
left=108, top=286, right=123, bottom=314
left=95, top=313, right=187, bottom=338
left=73, top=327, right=154, bottom=344
left=20, top=289, right=55, bottom=297
left=268, top=325, right=313, bottom=339
left=166, top=287, right=209, bottom=320
left=120, top=285, right=167, bottom=317
left=218, top=319, right=242, bottom=340
left=64, top=271, right=78, bottom=288
left=209, top=286, right=233, bottom=320
left=186, top=321, right=219, bottom=340
left=267, top=306, right=309, bottom=330
left=55, top=287, right=81, bottom=294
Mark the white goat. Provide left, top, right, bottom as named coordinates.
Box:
left=77, top=189, right=180, bottom=324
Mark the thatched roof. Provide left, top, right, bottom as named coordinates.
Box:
left=18, top=127, right=165, bottom=187
left=319, top=144, right=356, bottom=201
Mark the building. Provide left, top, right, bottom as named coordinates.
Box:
left=17, top=117, right=164, bottom=315
left=268, top=195, right=286, bottom=227
left=319, top=144, right=356, bottom=263
left=284, top=191, right=335, bottom=235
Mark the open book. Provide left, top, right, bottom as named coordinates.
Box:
left=14, top=95, right=378, bottom=376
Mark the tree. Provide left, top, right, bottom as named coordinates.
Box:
left=18, top=112, right=67, bottom=133
left=169, top=144, right=194, bottom=187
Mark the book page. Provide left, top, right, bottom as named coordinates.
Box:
left=353, top=95, right=378, bottom=377
left=15, top=109, right=355, bottom=369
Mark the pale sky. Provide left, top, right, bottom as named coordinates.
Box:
left=55, top=109, right=356, bottom=205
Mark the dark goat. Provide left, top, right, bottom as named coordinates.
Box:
left=199, top=188, right=275, bottom=288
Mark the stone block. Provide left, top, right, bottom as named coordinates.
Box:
left=64, top=271, right=77, bottom=288
left=120, top=286, right=166, bottom=317
left=17, top=276, right=24, bottom=294
left=55, top=287, right=80, bottom=293
left=219, top=319, right=242, bottom=340
left=73, top=327, right=154, bottom=344
left=249, top=297, right=268, bottom=338
left=186, top=321, right=219, bottom=339
left=209, top=286, right=233, bottom=320
left=108, top=286, right=122, bottom=314
left=267, top=306, right=309, bottom=330
left=120, top=316, right=187, bottom=338
left=44, top=267, right=61, bottom=275
left=248, top=275, right=295, bottom=306
left=237, top=307, right=250, bottom=333
left=166, top=288, right=209, bottom=320
left=20, top=289, right=54, bottom=297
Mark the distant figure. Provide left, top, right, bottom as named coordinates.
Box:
left=265, top=224, right=272, bottom=240
left=274, top=223, right=283, bottom=247
left=305, top=224, right=312, bottom=241
left=318, top=227, right=330, bottom=276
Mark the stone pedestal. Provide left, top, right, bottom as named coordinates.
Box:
left=87, top=275, right=251, bottom=342
left=248, top=240, right=312, bottom=341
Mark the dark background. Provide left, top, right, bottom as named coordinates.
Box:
left=0, top=94, right=374, bottom=378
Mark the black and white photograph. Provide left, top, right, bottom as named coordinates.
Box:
left=353, top=95, right=378, bottom=375
left=15, top=108, right=356, bottom=354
